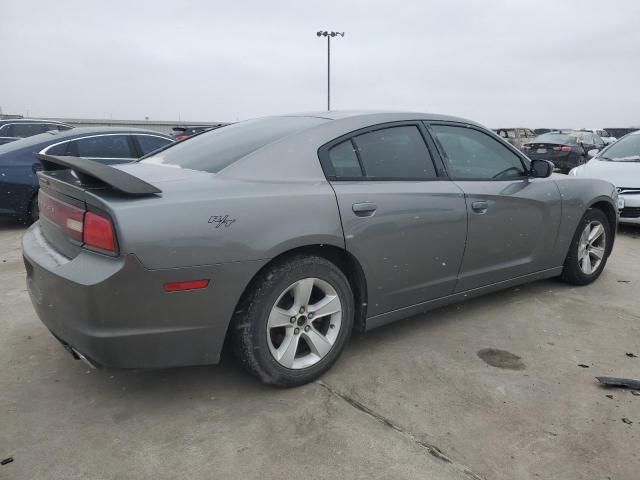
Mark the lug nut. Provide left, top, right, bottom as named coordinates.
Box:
left=304, top=325, right=310, bottom=332
left=308, top=313, right=314, bottom=319
left=294, top=328, right=300, bottom=334
left=290, top=317, right=296, bottom=323
left=330, top=324, right=335, bottom=329
left=299, top=306, right=305, bottom=314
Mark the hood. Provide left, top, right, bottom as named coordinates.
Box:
left=572, top=159, right=640, bottom=188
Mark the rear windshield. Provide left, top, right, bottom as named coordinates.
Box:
left=532, top=132, right=580, bottom=145
left=141, top=116, right=328, bottom=173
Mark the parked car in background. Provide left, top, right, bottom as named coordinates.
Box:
left=0, top=127, right=173, bottom=222
left=604, top=128, right=639, bottom=140
left=0, top=119, right=73, bottom=145
left=570, top=130, right=640, bottom=224
left=494, top=128, right=537, bottom=150
left=172, top=124, right=226, bottom=141
left=22, top=111, right=617, bottom=387
left=580, top=128, right=616, bottom=145
left=524, top=130, right=605, bottom=172
left=534, top=128, right=556, bottom=135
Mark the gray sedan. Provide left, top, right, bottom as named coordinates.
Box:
left=22, top=111, right=618, bottom=386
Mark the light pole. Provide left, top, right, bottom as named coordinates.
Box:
left=316, top=30, right=345, bottom=111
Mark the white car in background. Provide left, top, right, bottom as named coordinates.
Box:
left=570, top=131, right=640, bottom=224
left=581, top=128, right=617, bottom=145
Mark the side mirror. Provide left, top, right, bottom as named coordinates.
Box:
left=587, top=148, right=599, bottom=158
left=530, top=159, right=553, bottom=178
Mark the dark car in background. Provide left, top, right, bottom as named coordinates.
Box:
left=172, top=124, right=226, bottom=141
left=0, top=127, right=173, bottom=222
left=523, top=130, right=605, bottom=172
left=494, top=128, right=537, bottom=150
left=0, top=119, right=73, bottom=145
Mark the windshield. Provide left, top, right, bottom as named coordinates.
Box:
left=599, top=132, right=640, bottom=161
left=141, top=116, right=328, bottom=173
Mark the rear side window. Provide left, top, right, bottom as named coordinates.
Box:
left=136, top=135, right=172, bottom=155
left=328, top=140, right=362, bottom=177
left=141, top=116, right=328, bottom=173
left=46, top=142, right=70, bottom=155
left=11, top=123, right=49, bottom=137
left=432, top=125, right=526, bottom=180
left=72, top=135, right=133, bottom=158
left=352, top=126, right=436, bottom=179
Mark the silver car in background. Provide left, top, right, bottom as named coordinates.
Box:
left=571, top=129, right=640, bottom=224
left=22, top=111, right=618, bottom=386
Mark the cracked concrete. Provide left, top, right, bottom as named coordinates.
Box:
left=1, top=218, right=639, bottom=479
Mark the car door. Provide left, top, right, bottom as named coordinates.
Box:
left=428, top=122, right=562, bottom=292
left=319, top=122, right=468, bottom=317
left=66, top=134, right=137, bottom=164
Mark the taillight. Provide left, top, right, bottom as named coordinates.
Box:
left=38, top=190, right=84, bottom=242
left=552, top=145, right=573, bottom=152
left=83, top=211, right=117, bottom=253
left=175, top=135, right=189, bottom=141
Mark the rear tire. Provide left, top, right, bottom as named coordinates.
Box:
left=560, top=209, right=611, bottom=285
left=231, top=255, right=354, bottom=387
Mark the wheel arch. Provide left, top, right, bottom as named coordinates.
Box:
left=587, top=198, right=617, bottom=254
left=229, top=244, right=369, bottom=337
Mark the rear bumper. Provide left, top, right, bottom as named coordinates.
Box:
left=22, top=223, right=264, bottom=369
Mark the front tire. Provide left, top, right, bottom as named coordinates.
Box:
left=232, top=255, right=354, bottom=387
left=560, top=209, right=611, bottom=285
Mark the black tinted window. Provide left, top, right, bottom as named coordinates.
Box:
left=142, top=117, right=328, bottom=173
left=74, top=135, right=133, bottom=158
left=46, top=142, right=69, bottom=155
left=328, top=140, right=362, bottom=177
left=352, top=126, right=436, bottom=179
left=11, top=123, right=48, bottom=137
left=136, top=135, right=172, bottom=155
left=432, top=125, right=526, bottom=180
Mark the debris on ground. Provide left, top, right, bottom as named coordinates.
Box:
left=622, top=418, right=633, bottom=425
left=617, top=280, right=631, bottom=283
left=578, top=364, right=590, bottom=368
left=606, top=394, right=614, bottom=399
left=597, top=376, right=640, bottom=390
left=632, top=391, right=640, bottom=397
left=1, top=457, right=13, bottom=466
left=626, top=352, right=638, bottom=358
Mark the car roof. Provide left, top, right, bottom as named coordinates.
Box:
left=280, top=110, right=481, bottom=125
left=0, top=118, right=71, bottom=125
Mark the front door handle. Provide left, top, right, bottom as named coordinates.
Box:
left=471, top=200, right=489, bottom=214
left=352, top=202, right=377, bottom=217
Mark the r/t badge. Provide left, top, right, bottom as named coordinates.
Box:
left=208, top=215, right=236, bottom=228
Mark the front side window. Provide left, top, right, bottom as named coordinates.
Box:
left=432, top=125, right=527, bottom=180
left=72, top=135, right=133, bottom=158
left=507, top=130, right=516, bottom=139
left=351, top=126, right=436, bottom=179
left=136, top=135, right=172, bottom=156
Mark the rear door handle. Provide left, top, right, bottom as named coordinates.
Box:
left=471, top=200, right=489, bottom=214
left=352, top=202, right=377, bottom=217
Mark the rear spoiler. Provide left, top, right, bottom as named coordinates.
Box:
left=36, top=154, right=162, bottom=195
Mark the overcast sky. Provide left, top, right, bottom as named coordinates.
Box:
left=1, top=0, right=639, bottom=127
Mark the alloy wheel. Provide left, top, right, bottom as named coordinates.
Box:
left=577, top=220, right=606, bottom=275
left=267, top=277, right=342, bottom=369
